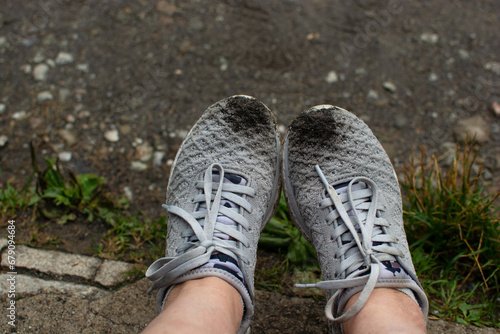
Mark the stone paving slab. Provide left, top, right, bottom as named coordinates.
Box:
left=0, top=239, right=135, bottom=289
left=0, top=273, right=109, bottom=299
left=95, top=259, right=136, bottom=287
left=2, top=245, right=101, bottom=280
left=0, top=238, right=8, bottom=252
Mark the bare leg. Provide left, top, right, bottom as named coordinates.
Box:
left=142, top=277, right=243, bottom=334
left=343, top=288, right=426, bottom=334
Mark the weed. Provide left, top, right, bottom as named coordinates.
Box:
left=402, top=140, right=500, bottom=326
left=0, top=182, right=31, bottom=216
left=259, top=193, right=317, bottom=267
left=255, top=256, right=290, bottom=293
left=0, top=144, right=168, bottom=265
left=30, top=143, right=115, bottom=224
left=101, top=212, right=167, bottom=264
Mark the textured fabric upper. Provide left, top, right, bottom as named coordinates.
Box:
left=147, top=95, right=281, bottom=334
left=283, top=106, right=428, bottom=330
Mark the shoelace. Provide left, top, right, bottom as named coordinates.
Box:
left=296, top=165, right=403, bottom=322
left=146, top=163, right=255, bottom=292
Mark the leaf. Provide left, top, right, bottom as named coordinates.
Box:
left=287, top=241, right=309, bottom=264
left=77, top=174, right=101, bottom=200
left=26, top=192, right=40, bottom=206
left=43, top=160, right=65, bottom=189
left=40, top=206, right=65, bottom=219
left=458, top=302, right=472, bottom=316
left=259, top=235, right=291, bottom=248
left=56, top=212, right=76, bottom=225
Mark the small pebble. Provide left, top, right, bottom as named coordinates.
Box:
left=78, top=110, right=91, bottom=118
left=76, top=63, right=89, bottom=72
left=58, top=152, right=72, bottom=162
left=135, top=142, right=153, bottom=162
left=354, top=68, right=366, bottom=75
left=59, top=88, right=71, bottom=102
left=367, top=90, right=379, bottom=100
left=382, top=81, right=397, bottom=92
left=58, top=129, right=78, bottom=146
left=458, top=49, right=469, bottom=60
left=104, top=129, right=120, bottom=142
left=119, top=124, right=132, bottom=135
left=33, top=63, right=49, bottom=81
left=219, top=57, right=228, bottom=71
left=12, top=111, right=27, bottom=120
left=21, top=64, right=32, bottom=74
left=490, top=101, right=500, bottom=117
left=153, top=151, right=165, bottom=166
left=453, top=116, right=490, bottom=144
left=130, top=161, right=148, bottom=171
left=420, top=32, right=439, bottom=44
left=0, top=104, right=5, bottom=113
left=55, top=52, right=74, bottom=65
left=37, top=91, right=54, bottom=102
left=325, top=71, right=338, bottom=84
left=484, top=61, right=500, bottom=75
left=123, top=186, right=133, bottom=201
left=33, top=51, right=45, bottom=63
left=0, top=135, right=8, bottom=147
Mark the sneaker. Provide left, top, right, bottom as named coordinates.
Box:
left=282, top=105, right=428, bottom=331
left=146, top=95, right=281, bottom=334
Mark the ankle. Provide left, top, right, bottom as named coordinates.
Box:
left=163, top=277, right=244, bottom=333
left=343, top=288, right=426, bottom=334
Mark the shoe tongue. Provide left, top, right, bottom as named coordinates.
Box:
left=335, top=181, right=367, bottom=194
left=212, top=172, right=247, bottom=187
left=335, top=181, right=367, bottom=217
left=379, top=261, right=411, bottom=280
left=197, top=172, right=247, bottom=240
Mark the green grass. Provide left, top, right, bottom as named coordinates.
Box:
left=401, top=140, right=499, bottom=327
left=0, top=182, right=32, bottom=216
left=259, top=193, right=317, bottom=267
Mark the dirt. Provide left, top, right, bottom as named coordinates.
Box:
left=0, top=0, right=499, bottom=332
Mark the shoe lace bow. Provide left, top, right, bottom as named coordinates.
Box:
left=296, top=165, right=403, bottom=322
left=146, top=163, right=255, bottom=291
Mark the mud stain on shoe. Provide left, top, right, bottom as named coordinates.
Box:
left=222, top=97, right=270, bottom=135
left=289, top=108, right=348, bottom=146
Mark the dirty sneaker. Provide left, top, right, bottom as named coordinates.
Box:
left=146, top=95, right=281, bottom=334
left=282, top=105, right=428, bottom=332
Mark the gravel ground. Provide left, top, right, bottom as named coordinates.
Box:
left=0, top=0, right=499, bottom=333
